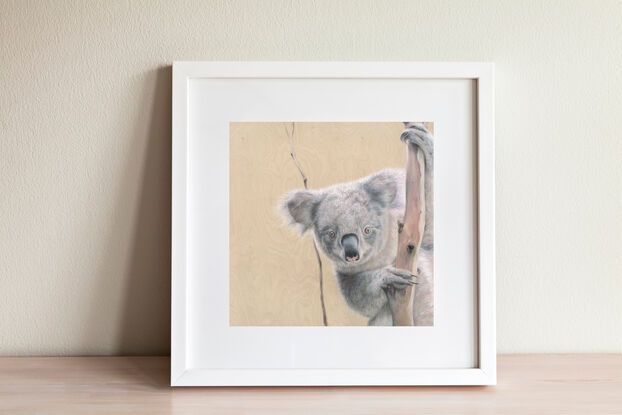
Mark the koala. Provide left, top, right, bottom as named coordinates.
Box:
left=281, top=124, right=434, bottom=326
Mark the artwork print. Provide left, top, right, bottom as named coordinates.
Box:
left=229, top=122, right=434, bottom=326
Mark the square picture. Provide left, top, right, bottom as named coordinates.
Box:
left=229, top=122, right=434, bottom=326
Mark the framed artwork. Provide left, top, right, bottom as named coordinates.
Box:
left=171, top=62, right=495, bottom=386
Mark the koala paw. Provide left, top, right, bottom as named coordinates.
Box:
left=380, top=267, right=417, bottom=290
left=400, top=124, right=433, bottom=155
left=381, top=267, right=417, bottom=319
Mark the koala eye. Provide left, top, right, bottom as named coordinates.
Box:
left=327, top=231, right=336, bottom=240
left=363, top=226, right=372, bottom=235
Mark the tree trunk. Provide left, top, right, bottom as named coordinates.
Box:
left=391, top=126, right=427, bottom=326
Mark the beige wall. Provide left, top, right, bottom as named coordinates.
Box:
left=1, top=1, right=621, bottom=355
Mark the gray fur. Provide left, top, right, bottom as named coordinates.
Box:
left=281, top=124, right=434, bottom=325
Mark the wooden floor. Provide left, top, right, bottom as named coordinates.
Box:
left=1, top=355, right=621, bottom=414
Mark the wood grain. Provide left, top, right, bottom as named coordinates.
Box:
left=1, top=355, right=621, bottom=414
left=229, top=122, right=421, bottom=326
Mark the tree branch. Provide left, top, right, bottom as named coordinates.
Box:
left=391, top=125, right=427, bottom=326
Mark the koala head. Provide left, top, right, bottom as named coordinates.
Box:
left=281, top=171, right=399, bottom=269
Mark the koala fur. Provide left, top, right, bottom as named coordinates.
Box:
left=281, top=124, right=434, bottom=326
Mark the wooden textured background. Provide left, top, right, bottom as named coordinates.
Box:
left=229, top=122, right=432, bottom=326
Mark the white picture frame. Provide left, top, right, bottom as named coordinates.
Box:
left=171, top=61, right=495, bottom=386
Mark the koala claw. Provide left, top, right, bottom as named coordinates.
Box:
left=400, top=125, right=433, bottom=155
left=387, top=267, right=417, bottom=280
left=381, top=268, right=417, bottom=289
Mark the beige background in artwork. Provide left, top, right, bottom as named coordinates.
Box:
left=230, top=122, right=414, bottom=326
left=2, top=0, right=622, bottom=354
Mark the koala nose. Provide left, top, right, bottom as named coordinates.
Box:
left=341, top=233, right=359, bottom=262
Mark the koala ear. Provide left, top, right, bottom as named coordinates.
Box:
left=364, top=171, right=398, bottom=207
left=280, top=190, right=319, bottom=233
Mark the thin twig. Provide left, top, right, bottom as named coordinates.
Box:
left=284, top=122, right=328, bottom=326
left=311, top=241, right=327, bottom=326
left=285, top=123, right=308, bottom=189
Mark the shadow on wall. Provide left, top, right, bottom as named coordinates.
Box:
left=121, top=66, right=171, bottom=354
left=87, top=66, right=172, bottom=355
left=120, top=66, right=172, bottom=354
